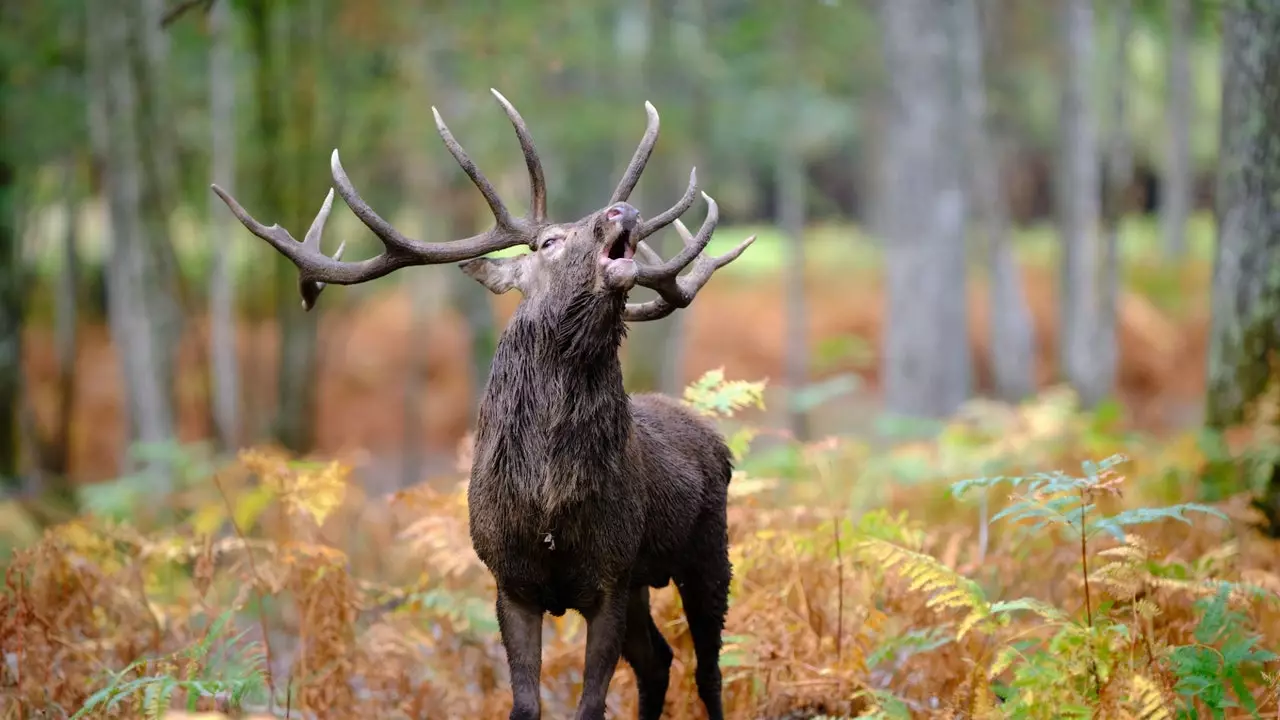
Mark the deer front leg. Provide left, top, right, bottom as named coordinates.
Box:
left=574, top=584, right=630, bottom=720
left=497, top=589, right=544, bottom=720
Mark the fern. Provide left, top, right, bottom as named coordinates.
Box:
left=682, top=367, right=767, bottom=419
left=1167, top=583, right=1277, bottom=718
left=855, top=536, right=994, bottom=640
left=70, top=608, right=267, bottom=719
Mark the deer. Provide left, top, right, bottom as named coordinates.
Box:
left=212, top=89, right=754, bottom=720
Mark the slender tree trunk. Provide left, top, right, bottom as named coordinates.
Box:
left=208, top=0, right=240, bottom=451
left=0, top=100, right=18, bottom=488
left=777, top=4, right=810, bottom=440
left=954, top=0, right=1035, bottom=402
left=1205, top=0, right=1280, bottom=531
left=273, top=0, right=324, bottom=454
left=1057, top=0, right=1108, bottom=408
left=878, top=0, right=971, bottom=420
left=625, top=0, right=677, bottom=394
left=1099, top=0, right=1134, bottom=402
left=1161, top=0, right=1193, bottom=262
left=658, top=0, right=709, bottom=397
left=88, top=0, right=181, bottom=483
left=50, top=159, right=79, bottom=482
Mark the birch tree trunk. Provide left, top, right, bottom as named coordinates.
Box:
left=777, top=4, right=810, bottom=440
left=1205, top=0, right=1280, bottom=531
left=208, top=0, right=241, bottom=450
left=87, top=0, right=182, bottom=483
left=1099, top=0, right=1134, bottom=402
left=953, top=0, right=1035, bottom=402
left=1057, top=0, right=1108, bottom=408
left=1161, top=0, right=1193, bottom=262
left=878, top=0, right=971, bottom=419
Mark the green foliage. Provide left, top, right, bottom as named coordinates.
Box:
left=70, top=608, right=267, bottom=719
left=1167, top=583, right=1278, bottom=717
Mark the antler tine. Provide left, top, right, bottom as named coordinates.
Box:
left=213, top=123, right=537, bottom=312
left=634, top=191, right=718, bottom=285
left=489, top=88, right=548, bottom=222
left=610, top=101, right=660, bottom=205
left=624, top=211, right=756, bottom=323
left=635, top=167, right=698, bottom=246
left=431, top=105, right=519, bottom=232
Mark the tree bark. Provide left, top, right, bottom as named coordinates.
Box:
left=0, top=94, right=18, bottom=488
left=1161, top=0, right=1194, bottom=262
left=87, top=0, right=182, bottom=483
left=208, top=0, right=240, bottom=451
left=1205, top=0, right=1280, bottom=531
left=1057, top=0, right=1109, bottom=408
left=273, top=0, right=324, bottom=454
left=50, top=159, right=80, bottom=482
left=777, top=3, right=810, bottom=440
left=877, top=0, right=971, bottom=420
left=953, top=0, right=1035, bottom=403
left=1099, top=0, right=1134, bottom=404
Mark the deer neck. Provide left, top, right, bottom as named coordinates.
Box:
left=472, top=291, right=631, bottom=510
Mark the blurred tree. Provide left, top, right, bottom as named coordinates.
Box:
left=208, top=0, right=240, bottom=450
left=243, top=0, right=328, bottom=453
left=86, top=0, right=184, bottom=483
left=877, top=0, right=971, bottom=419
left=1205, top=0, right=1280, bottom=532
left=954, top=0, right=1035, bottom=403
left=1099, top=0, right=1135, bottom=402
left=1161, top=0, right=1193, bottom=262
left=776, top=0, right=810, bottom=440
left=1057, top=0, right=1112, bottom=409
left=0, top=23, right=17, bottom=487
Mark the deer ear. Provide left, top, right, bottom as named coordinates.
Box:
left=458, top=255, right=530, bottom=295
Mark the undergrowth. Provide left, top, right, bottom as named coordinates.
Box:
left=2, top=370, right=1279, bottom=719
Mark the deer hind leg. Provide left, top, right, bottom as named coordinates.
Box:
left=622, top=585, right=673, bottom=720
left=675, top=515, right=731, bottom=720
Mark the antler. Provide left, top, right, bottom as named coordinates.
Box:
left=211, top=88, right=546, bottom=311
left=609, top=101, right=701, bottom=255
left=624, top=194, right=756, bottom=322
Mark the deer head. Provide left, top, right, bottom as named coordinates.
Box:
left=211, top=89, right=753, bottom=322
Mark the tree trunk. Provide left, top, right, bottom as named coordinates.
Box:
left=1057, top=0, right=1108, bottom=409
left=777, top=4, right=810, bottom=440
left=0, top=102, right=18, bottom=488
left=1205, top=0, right=1280, bottom=531
left=1161, top=0, right=1193, bottom=262
left=273, top=0, right=324, bottom=454
left=953, top=0, right=1035, bottom=403
left=1099, top=0, right=1134, bottom=403
left=208, top=0, right=240, bottom=451
left=87, top=0, right=182, bottom=483
left=623, top=0, right=677, bottom=394
left=50, top=160, right=79, bottom=482
left=877, top=0, right=971, bottom=420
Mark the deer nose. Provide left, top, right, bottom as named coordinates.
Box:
left=605, top=202, right=640, bottom=229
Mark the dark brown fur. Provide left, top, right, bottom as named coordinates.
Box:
left=211, top=91, right=747, bottom=720
left=463, top=209, right=734, bottom=720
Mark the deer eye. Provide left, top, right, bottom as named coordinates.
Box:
left=541, top=234, right=563, bottom=250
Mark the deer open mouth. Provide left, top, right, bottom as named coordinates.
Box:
left=606, top=231, right=635, bottom=262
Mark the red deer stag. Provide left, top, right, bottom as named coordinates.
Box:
left=212, top=89, right=753, bottom=720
